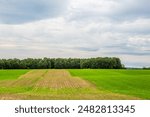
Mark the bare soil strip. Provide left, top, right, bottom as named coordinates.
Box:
left=11, top=70, right=47, bottom=87
left=35, top=70, right=93, bottom=89
left=0, top=70, right=46, bottom=88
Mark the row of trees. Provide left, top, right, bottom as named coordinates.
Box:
left=0, top=57, right=123, bottom=69
left=143, top=67, right=150, bottom=70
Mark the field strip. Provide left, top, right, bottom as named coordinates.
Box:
left=35, top=70, right=93, bottom=89
left=10, top=70, right=47, bottom=87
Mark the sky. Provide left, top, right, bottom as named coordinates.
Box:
left=0, top=0, right=150, bottom=67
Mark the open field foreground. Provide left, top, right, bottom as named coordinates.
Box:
left=0, top=69, right=150, bottom=100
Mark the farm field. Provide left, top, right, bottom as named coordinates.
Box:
left=0, top=69, right=149, bottom=100
left=69, top=69, right=150, bottom=99
left=0, top=70, right=29, bottom=80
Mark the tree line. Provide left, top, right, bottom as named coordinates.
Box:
left=0, top=57, right=123, bottom=69
left=143, top=67, right=150, bottom=70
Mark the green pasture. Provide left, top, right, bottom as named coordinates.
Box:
left=0, top=70, right=29, bottom=80
left=69, top=69, right=150, bottom=99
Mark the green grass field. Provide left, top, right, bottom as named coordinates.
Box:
left=69, top=69, right=150, bottom=99
left=0, top=69, right=149, bottom=100
left=0, top=70, right=29, bottom=80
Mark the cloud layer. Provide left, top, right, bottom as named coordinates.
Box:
left=0, top=0, right=150, bottom=67
left=0, top=0, right=68, bottom=24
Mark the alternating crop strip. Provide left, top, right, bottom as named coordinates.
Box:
left=35, top=70, right=92, bottom=89
left=0, top=57, right=123, bottom=69
left=0, top=70, right=140, bottom=100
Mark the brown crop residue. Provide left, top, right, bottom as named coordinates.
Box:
left=11, top=70, right=46, bottom=87
left=35, top=70, right=93, bottom=89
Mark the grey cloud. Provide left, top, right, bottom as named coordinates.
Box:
left=0, top=0, right=68, bottom=24
left=73, top=46, right=99, bottom=52
left=112, top=0, right=150, bottom=20
left=105, top=44, right=150, bottom=56
left=107, top=51, right=150, bottom=56
left=68, top=0, right=150, bottom=22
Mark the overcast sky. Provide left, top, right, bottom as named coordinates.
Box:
left=0, top=0, right=150, bottom=67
